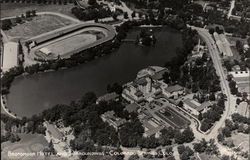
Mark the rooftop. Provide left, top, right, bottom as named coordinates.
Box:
left=151, top=68, right=169, bottom=80
left=102, top=111, right=126, bottom=127
left=2, top=42, right=19, bottom=72
left=96, top=92, right=119, bottom=103
left=135, top=77, right=148, bottom=86
left=164, top=84, right=184, bottom=93
left=152, top=82, right=161, bottom=89
left=45, top=122, right=63, bottom=140
left=144, top=125, right=164, bottom=137
left=183, top=98, right=207, bottom=112
left=125, top=103, right=140, bottom=113
left=135, top=90, right=143, bottom=97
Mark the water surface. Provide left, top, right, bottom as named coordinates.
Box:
left=7, top=27, right=182, bottom=117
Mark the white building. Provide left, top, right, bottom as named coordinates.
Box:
left=96, top=92, right=119, bottom=104
left=1, top=42, right=19, bottom=72
left=101, top=111, right=126, bottom=131
left=229, top=70, right=250, bottom=95
left=183, top=98, right=211, bottom=116
left=39, top=47, right=52, bottom=55
left=163, top=85, right=184, bottom=98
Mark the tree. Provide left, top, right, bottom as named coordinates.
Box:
left=80, top=92, right=97, bottom=106
left=221, top=155, right=230, bottom=160
left=182, top=128, right=194, bottom=143
left=236, top=98, right=241, bottom=105
left=155, top=148, right=164, bottom=158
left=222, top=127, right=231, bottom=137
left=225, top=119, right=234, bottom=130
left=124, top=12, right=129, bottom=19
left=1, top=19, right=12, bottom=30
left=159, top=134, right=172, bottom=146
left=15, top=16, right=22, bottom=23
left=201, top=121, right=211, bottom=132
left=112, top=13, right=118, bottom=20
left=165, top=146, right=173, bottom=157
left=31, top=10, right=36, bottom=16
left=178, top=146, right=194, bottom=160
left=131, top=11, right=136, bottom=18
left=26, top=10, right=31, bottom=18
left=9, top=133, right=20, bottom=143
left=174, top=131, right=184, bottom=144
left=128, top=154, right=139, bottom=160
left=217, top=133, right=224, bottom=142
left=209, top=28, right=215, bottom=34
left=177, top=145, right=186, bottom=154
left=209, top=93, right=216, bottom=101
left=88, top=0, right=97, bottom=5
left=178, top=101, right=184, bottom=108
left=107, top=83, right=123, bottom=94
left=193, top=138, right=207, bottom=153
left=198, top=113, right=203, bottom=121
left=206, top=139, right=219, bottom=155
left=48, top=140, right=56, bottom=155
left=119, top=119, right=144, bottom=147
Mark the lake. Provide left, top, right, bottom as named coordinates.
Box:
left=7, top=27, right=183, bottom=117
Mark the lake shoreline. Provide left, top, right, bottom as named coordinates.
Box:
left=5, top=25, right=183, bottom=118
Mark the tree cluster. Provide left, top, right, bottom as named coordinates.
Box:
left=1, top=0, right=74, bottom=5
left=177, top=145, right=194, bottom=160
left=200, top=98, right=225, bottom=132
left=1, top=10, right=36, bottom=30
left=164, top=27, right=199, bottom=83
left=193, top=138, right=219, bottom=155
left=40, top=92, right=137, bottom=151
left=180, top=57, right=221, bottom=93
left=71, top=6, right=112, bottom=21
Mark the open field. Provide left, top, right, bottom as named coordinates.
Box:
left=39, top=34, right=97, bottom=58
left=4, top=14, right=76, bottom=41
left=230, top=46, right=241, bottom=61
left=1, top=133, right=48, bottom=160
left=1, top=3, right=76, bottom=18
left=229, top=133, right=249, bottom=152
left=1, top=121, right=6, bottom=136
left=30, top=23, right=116, bottom=60
left=196, top=153, right=220, bottom=160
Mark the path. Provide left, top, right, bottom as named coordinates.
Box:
left=228, top=0, right=235, bottom=19
left=1, top=30, right=9, bottom=43
left=193, top=26, right=236, bottom=140
left=1, top=95, right=18, bottom=119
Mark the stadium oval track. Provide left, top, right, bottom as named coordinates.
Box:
left=27, top=23, right=116, bottom=60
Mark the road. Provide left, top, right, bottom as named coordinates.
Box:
left=192, top=27, right=236, bottom=141
left=228, top=0, right=235, bottom=19
left=227, top=0, right=250, bottom=21
left=1, top=95, right=19, bottom=119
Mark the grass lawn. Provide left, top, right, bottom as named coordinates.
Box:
left=229, top=132, right=249, bottom=152
left=1, top=3, right=76, bottom=18
left=1, top=133, right=70, bottom=160
left=196, top=153, right=220, bottom=160
left=230, top=46, right=242, bottom=61
left=4, top=14, right=76, bottom=41
left=1, top=121, right=7, bottom=136
left=1, top=133, right=49, bottom=160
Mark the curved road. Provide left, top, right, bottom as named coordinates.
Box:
left=192, top=26, right=236, bottom=141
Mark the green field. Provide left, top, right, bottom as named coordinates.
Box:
left=229, top=133, right=249, bottom=152
left=1, top=3, right=76, bottom=18
left=4, top=14, right=76, bottom=41
left=1, top=133, right=49, bottom=160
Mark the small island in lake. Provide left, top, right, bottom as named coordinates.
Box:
left=136, top=28, right=157, bottom=46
